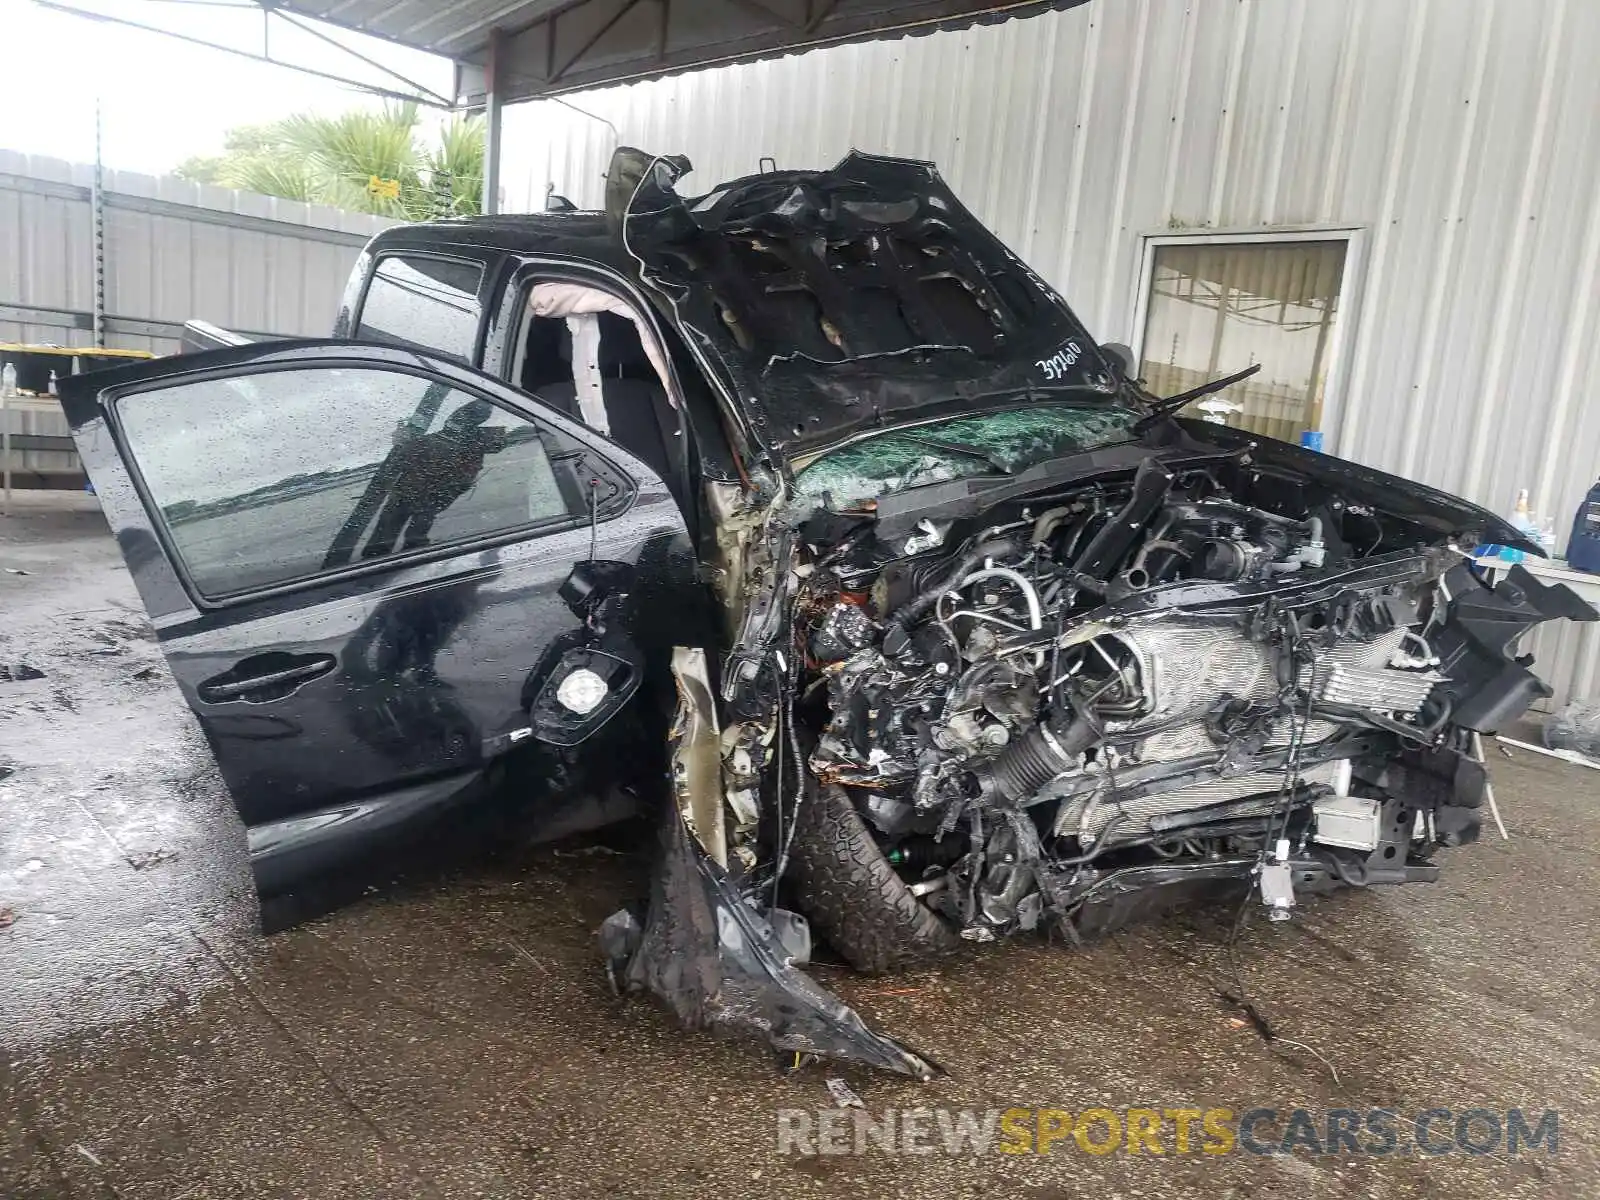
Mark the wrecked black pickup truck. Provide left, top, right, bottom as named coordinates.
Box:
left=61, top=148, right=1597, bottom=1077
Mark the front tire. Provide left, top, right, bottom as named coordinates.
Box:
left=788, top=778, right=961, bottom=974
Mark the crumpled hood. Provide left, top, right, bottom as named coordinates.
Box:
left=612, top=147, right=1118, bottom=461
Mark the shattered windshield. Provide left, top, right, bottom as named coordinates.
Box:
left=794, top=404, right=1140, bottom=510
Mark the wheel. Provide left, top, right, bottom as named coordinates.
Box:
left=787, top=778, right=961, bottom=974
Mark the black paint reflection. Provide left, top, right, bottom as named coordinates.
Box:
left=324, top=394, right=513, bottom=567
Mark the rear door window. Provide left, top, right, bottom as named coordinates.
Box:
left=115, top=365, right=574, bottom=599
left=356, top=255, right=484, bottom=360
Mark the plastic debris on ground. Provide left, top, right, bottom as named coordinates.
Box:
left=1544, top=703, right=1600, bottom=760
left=1498, top=733, right=1600, bottom=772
left=825, top=1077, right=866, bottom=1109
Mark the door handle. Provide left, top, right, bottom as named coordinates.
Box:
left=198, top=654, right=336, bottom=703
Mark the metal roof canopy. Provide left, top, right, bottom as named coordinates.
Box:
left=275, top=1, right=1093, bottom=106
left=271, top=0, right=1094, bottom=212
left=40, top=0, right=1092, bottom=213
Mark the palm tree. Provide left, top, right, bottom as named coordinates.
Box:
left=176, top=103, right=484, bottom=219
left=426, top=112, right=488, bottom=218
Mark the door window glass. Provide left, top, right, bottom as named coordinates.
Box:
left=117, top=366, right=570, bottom=598
left=356, top=255, right=484, bottom=359
left=1138, top=240, right=1346, bottom=443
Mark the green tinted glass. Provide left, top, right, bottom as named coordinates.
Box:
left=795, top=405, right=1139, bottom=509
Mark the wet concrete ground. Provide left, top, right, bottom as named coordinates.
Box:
left=2, top=491, right=1597, bottom=1198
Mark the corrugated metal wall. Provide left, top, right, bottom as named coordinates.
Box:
left=0, top=149, right=392, bottom=477
left=501, top=0, right=1600, bottom=537
left=0, top=149, right=391, bottom=354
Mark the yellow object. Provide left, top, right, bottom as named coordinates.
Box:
left=0, top=344, right=154, bottom=360
left=367, top=175, right=402, bottom=200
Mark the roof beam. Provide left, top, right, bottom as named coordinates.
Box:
left=256, top=0, right=1099, bottom=105
left=36, top=0, right=455, bottom=107
left=270, top=6, right=453, bottom=106
left=720, top=0, right=806, bottom=29
left=435, top=0, right=568, bottom=54
left=550, top=0, right=643, bottom=82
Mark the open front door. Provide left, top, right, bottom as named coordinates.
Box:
left=59, top=341, right=694, bottom=929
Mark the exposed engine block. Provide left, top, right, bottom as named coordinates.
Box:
left=774, top=450, right=1589, bottom=949
left=807, top=491, right=1453, bottom=856
left=1088, top=621, right=1440, bottom=730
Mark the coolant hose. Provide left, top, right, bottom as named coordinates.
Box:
left=957, top=567, right=1043, bottom=632
left=1031, top=506, right=1076, bottom=546
left=1072, top=458, right=1175, bottom=592
left=885, top=537, right=1014, bottom=629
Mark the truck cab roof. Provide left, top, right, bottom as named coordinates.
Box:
left=362, top=211, right=635, bottom=277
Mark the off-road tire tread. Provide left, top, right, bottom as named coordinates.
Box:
left=789, top=779, right=960, bottom=974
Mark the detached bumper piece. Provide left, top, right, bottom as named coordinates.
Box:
left=602, top=813, right=939, bottom=1079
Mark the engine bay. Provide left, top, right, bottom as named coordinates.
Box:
left=626, top=415, right=1594, bottom=1078
left=625, top=382, right=1597, bottom=1078
left=773, top=449, right=1550, bottom=941
left=605, top=145, right=1600, bottom=1077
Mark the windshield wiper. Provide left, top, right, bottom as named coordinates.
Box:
left=896, top=433, right=1014, bottom=475
left=1131, top=363, right=1262, bottom=434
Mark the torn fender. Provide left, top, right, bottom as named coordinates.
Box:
left=603, top=810, right=939, bottom=1079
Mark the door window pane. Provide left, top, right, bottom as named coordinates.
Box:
left=118, top=366, right=569, bottom=598
left=357, top=255, right=484, bottom=359
left=1138, top=241, right=1346, bottom=443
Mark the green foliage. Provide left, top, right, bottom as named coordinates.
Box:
left=172, top=103, right=484, bottom=219
left=172, top=155, right=225, bottom=186
left=428, top=113, right=488, bottom=217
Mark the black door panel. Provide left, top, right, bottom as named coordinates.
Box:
left=59, top=341, right=695, bottom=924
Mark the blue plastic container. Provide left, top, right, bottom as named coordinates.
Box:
left=1473, top=544, right=1526, bottom=565
left=1569, top=478, right=1600, bottom=573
